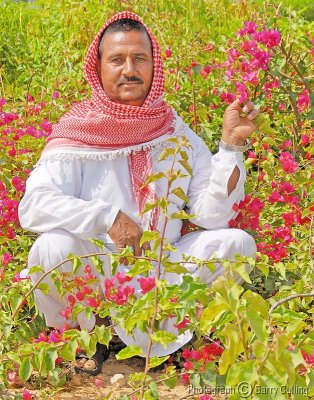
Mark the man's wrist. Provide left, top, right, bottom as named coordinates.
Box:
left=221, top=134, right=246, bottom=146
left=219, top=139, right=248, bottom=152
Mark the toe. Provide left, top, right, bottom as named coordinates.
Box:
left=83, top=359, right=97, bottom=371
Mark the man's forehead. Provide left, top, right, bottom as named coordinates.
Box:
left=100, top=30, right=152, bottom=55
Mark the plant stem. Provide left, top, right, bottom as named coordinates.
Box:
left=140, top=145, right=181, bottom=398
left=268, top=292, right=314, bottom=319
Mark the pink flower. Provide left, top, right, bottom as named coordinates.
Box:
left=281, top=139, right=292, bottom=149
left=2, top=252, right=13, bottom=266
left=282, top=212, right=295, bottom=226
left=137, top=276, right=155, bottom=294
left=279, top=182, right=294, bottom=194
left=94, top=378, right=104, bottom=388
left=22, top=389, right=33, bottom=400
left=190, top=349, right=202, bottom=360
left=297, top=90, right=310, bottom=112
left=183, top=360, right=193, bottom=370
left=116, top=272, right=132, bottom=285
left=253, top=29, right=281, bottom=48
left=67, top=294, right=76, bottom=304
left=301, top=135, right=310, bottom=145
left=202, top=342, right=224, bottom=357
left=76, top=291, right=85, bottom=301
left=165, top=49, right=172, bottom=58
left=302, top=349, right=314, bottom=366
left=60, top=306, right=73, bottom=319
left=40, top=120, right=52, bottom=134
left=279, top=152, right=298, bottom=173
left=200, top=65, right=211, bottom=79
left=86, top=296, right=101, bottom=308
left=182, top=348, right=192, bottom=359
left=220, top=91, right=236, bottom=104
left=49, top=329, right=63, bottom=343
left=174, top=317, right=190, bottom=330
left=237, top=21, right=257, bottom=36
left=53, top=91, right=60, bottom=99
left=34, top=332, right=49, bottom=343
left=200, top=396, right=214, bottom=400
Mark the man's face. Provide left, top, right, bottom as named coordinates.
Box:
left=97, top=30, right=154, bottom=107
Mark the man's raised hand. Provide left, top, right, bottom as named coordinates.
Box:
left=222, top=98, right=260, bottom=145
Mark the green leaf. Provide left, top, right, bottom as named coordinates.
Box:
left=148, top=355, right=169, bottom=368
left=95, top=325, right=112, bottom=347
left=247, top=310, right=267, bottom=341
left=19, top=358, right=32, bottom=382
left=71, top=303, right=85, bottom=320
left=179, top=149, right=188, bottom=160
left=42, top=347, right=58, bottom=374
left=60, top=339, right=78, bottom=361
left=9, top=294, right=22, bottom=314
left=178, top=159, right=192, bottom=175
left=91, top=255, right=104, bottom=275
left=79, top=330, right=91, bottom=350
left=140, top=230, right=160, bottom=247
left=162, top=376, right=177, bottom=389
left=37, top=282, right=49, bottom=295
left=226, top=360, right=258, bottom=387
left=243, top=290, right=269, bottom=319
left=170, top=209, right=191, bottom=219
left=171, top=187, right=189, bottom=202
left=88, top=238, right=105, bottom=250
left=219, top=324, right=243, bottom=375
left=127, top=259, right=154, bottom=277
left=142, top=200, right=159, bottom=214
left=28, top=265, right=43, bottom=274
left=158, top=147, right=175, bottom=161
left=200, top=301, right=228, bottom=333
left=116, top=345, right=143, bottom=360
left=142, top=172, right=166, bottom=186
left=72, top=256, right=82, bottom=274
left=151, top=330, right=177, bottom=348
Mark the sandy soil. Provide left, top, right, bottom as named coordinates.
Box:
left=53, top=353, right=193, bottom=400
left=4, top=353, right=200, bottom=400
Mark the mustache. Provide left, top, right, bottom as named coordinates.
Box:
left=118, top=76, right=144, bottom=85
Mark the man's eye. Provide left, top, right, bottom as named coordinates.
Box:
left=135, top=57, right=145, bottom=62
left=111, top=58, right=122, bottom=63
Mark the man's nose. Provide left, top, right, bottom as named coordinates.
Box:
left=122, top=58, right=137, bottom=76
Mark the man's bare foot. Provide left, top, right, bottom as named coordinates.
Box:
left=75, top=317, right=111, bottom=372
left=74, top=342, right=110, bottom=376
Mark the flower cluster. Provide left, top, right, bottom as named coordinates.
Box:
left=181, top=342, right=224, bottom=384
left=229, top=195, right=265, bottom=231
left=220, top=21, right=281, bottom=102
left=104, top=273, right=135, bottom=305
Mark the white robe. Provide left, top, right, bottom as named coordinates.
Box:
left=18, top=116, right=256, bottom=356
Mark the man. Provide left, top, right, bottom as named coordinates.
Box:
left=18, top=11, right=258, bottom=375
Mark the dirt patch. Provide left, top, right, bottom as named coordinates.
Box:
left=56, top=354, right=191, bottom=400
left=4, top=353, right=198, bottom=400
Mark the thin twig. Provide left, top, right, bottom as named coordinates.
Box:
left=140, top=145, right=180, bottom=398
left=310, top=214, right=314, bottom=278
left=268, top=292, right=314, bottom=319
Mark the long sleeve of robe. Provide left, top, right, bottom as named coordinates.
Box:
left=18, top=125, right=245, bottom=242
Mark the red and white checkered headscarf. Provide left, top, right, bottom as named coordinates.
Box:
left=45, top=11, right=175, bottom=230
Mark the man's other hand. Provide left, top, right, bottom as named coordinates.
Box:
left=108, top=210, right=148, bottom=265
left=222, top=98, right=259, bottom=145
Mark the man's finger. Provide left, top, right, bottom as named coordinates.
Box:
left=247, top=109, right=259, bottom=120
left=142, top=241, right=151, bottom=253
left=133, top=241, right=142, bottom=257
left=242, top=101, right=255, bottom=113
